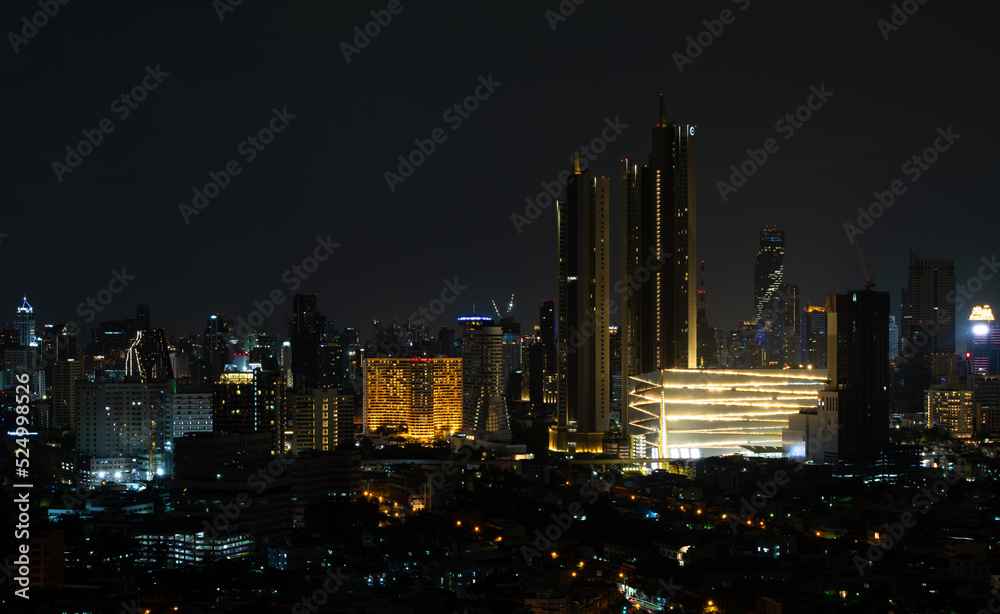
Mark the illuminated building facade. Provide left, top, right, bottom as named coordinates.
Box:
left=363, top=356, right=462, bottom=440
left=927, top=389, right=975, bottom=438
left=76, top=381, right=167, bottom=482
left=627, top=368, right=827, bottom=459
left=164, top=389, right=213, bottom=454
left=968, top=305, right=999, bottom=375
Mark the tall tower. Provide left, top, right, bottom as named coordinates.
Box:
left=459, top=316, right=509, bottom=438
left=818, top=289, right=891, bottom=465
left=753, top=228, right=786, bottom=366
left=290, top=293, right=325, bottom=393
left=15, top=296, right=35, bottom=347
left=554, top=154, right=610, bottom=452
left=754, top=228, right=785, bottom=320
left=622, top=95, right=698, bottom=387
left=900, top=254, right=956, bottom=415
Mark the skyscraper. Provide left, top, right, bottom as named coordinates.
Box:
left=900, top=253, right=956, bottom=414
left=695, top=261, right=719, bottom=368
left=290, top=293, right=324, bottom=393
left=539, top=300, right=557, bottom=404
left=460, top=316, right=509, bottom=438
left=801, top=305, right=827, bottom=368
left=817, top=289, right=891, bottom=465
left=553, top=154, right=610, bottom=452
left=754, top=228, right=785, bottom=320
left=622, top=96, right=698, bottom=385
left=753, top=228, right=785, bottom=366
left=968, top=305, right=1000, bottom=375
left=15, top=296, right=35, bottom=348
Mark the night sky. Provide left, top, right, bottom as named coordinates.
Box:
left=3, top=1, right=998, bottom=343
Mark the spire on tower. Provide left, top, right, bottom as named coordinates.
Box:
left=658, top=94, right=667, bottom=127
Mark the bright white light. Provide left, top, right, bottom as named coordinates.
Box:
left=114, top=472, right=122, bottom=479
left=98, top=471, right=106, bottom=478
left=974, top=324, right=989, bottom=336
left=156, top=468, right=164, bottom=476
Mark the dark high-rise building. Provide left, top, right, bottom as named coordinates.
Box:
left=622, top=95, right=698, bottom=387
left=782, top=283, right=800, bottom=367
left=290, top=293, right=324, bottom=393
left=137, top=328, right=174, bottom=383
left=539, top=300, right=557, bottom=404
left=203, top=313, right=236, bottom=378
left=817, top=289, right=890, bottom=465
left=539, top=300, right=555, bottom=372
left=609, top=324, right=622, bottom=426
left=554, top=154, right=610, bottom=452
left=900, top=254, right=956, bottom=415
left=754, top=228, right=785, bottom=320
left=695, top=261, right=719, bottom=368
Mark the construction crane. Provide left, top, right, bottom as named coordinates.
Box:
left=492, top=293, right=515, bottom=320
left=848, top=221, right=875, bottom=289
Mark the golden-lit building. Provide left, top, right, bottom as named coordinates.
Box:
left=927, top=389, right=975, bottom=438
left=628, top=368, right=828, bottom=459
left=364, top=357, right=462, bottom=440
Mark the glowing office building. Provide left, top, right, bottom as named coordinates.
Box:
left=363, top=357, right=463, bottom=440
left=627, top=368, right=827, bottom=459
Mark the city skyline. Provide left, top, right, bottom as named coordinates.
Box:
left=2, top=2, right=998, bottom=341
